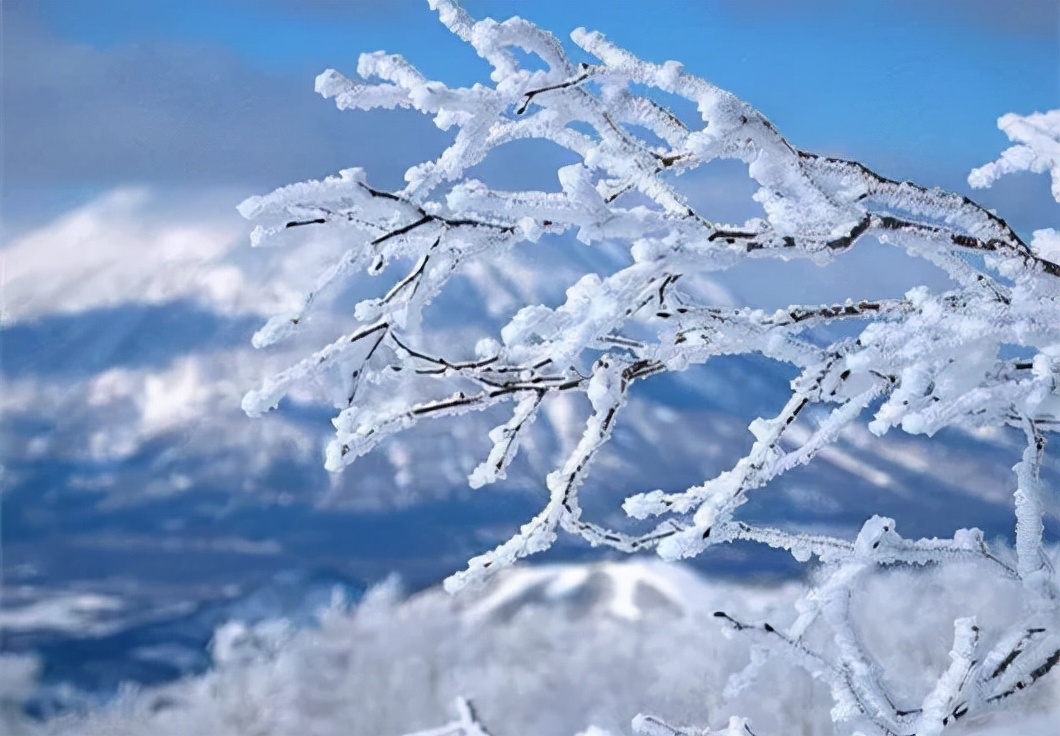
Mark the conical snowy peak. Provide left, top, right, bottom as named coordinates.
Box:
left=461, top=560, right=710, bottom=623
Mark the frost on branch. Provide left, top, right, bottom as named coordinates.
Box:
left=402, top=698, right=495, bottom=736
left=241, top=1, right=1060, bottom=733
left=970, top=109, right=1060, bottom=270
left=969, top=110, right=1060, bottom=202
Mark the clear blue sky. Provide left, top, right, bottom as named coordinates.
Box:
left=2, top=0, right=1058, bottom=226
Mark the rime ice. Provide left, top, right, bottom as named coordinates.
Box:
left=239, top=2, right=1060, bottom=734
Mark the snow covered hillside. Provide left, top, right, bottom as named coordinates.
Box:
left=5, top=560, right=1056, bottom=736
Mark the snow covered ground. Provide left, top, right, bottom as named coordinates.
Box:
left=4, top=560, right=1057, bottom=736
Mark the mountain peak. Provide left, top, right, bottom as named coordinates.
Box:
left=462, top=560, right=710, bottom=623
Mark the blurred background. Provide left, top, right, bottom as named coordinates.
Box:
left=1, top=0, right=1058, bottom=730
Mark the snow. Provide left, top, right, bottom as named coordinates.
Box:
left=0, top=594, right=125, bottom=635
left=969, top=110, right=1060, bottom=201
left=1, top=189, right=250, bottom=323
left=12, top=560, right=1057, bottom=736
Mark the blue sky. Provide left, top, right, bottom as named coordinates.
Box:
left=3, top=0, right=1057, bottom=231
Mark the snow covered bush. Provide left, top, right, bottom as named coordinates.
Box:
left=27, top=559, right=1060, bottom=736
left=239, top=1, right=1059, bottom=733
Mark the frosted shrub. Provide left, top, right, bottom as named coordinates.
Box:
left=240, top=1, right=1059, bottom=733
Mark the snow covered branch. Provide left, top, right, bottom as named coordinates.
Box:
left=241, top=2, right=1059, bottom=734
left=402, top=698, right=495, bottom=736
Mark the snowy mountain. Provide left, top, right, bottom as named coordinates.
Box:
left=3, top=186, right=1045, bottom=518
left=2, top=174, right=1057, bottom=730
